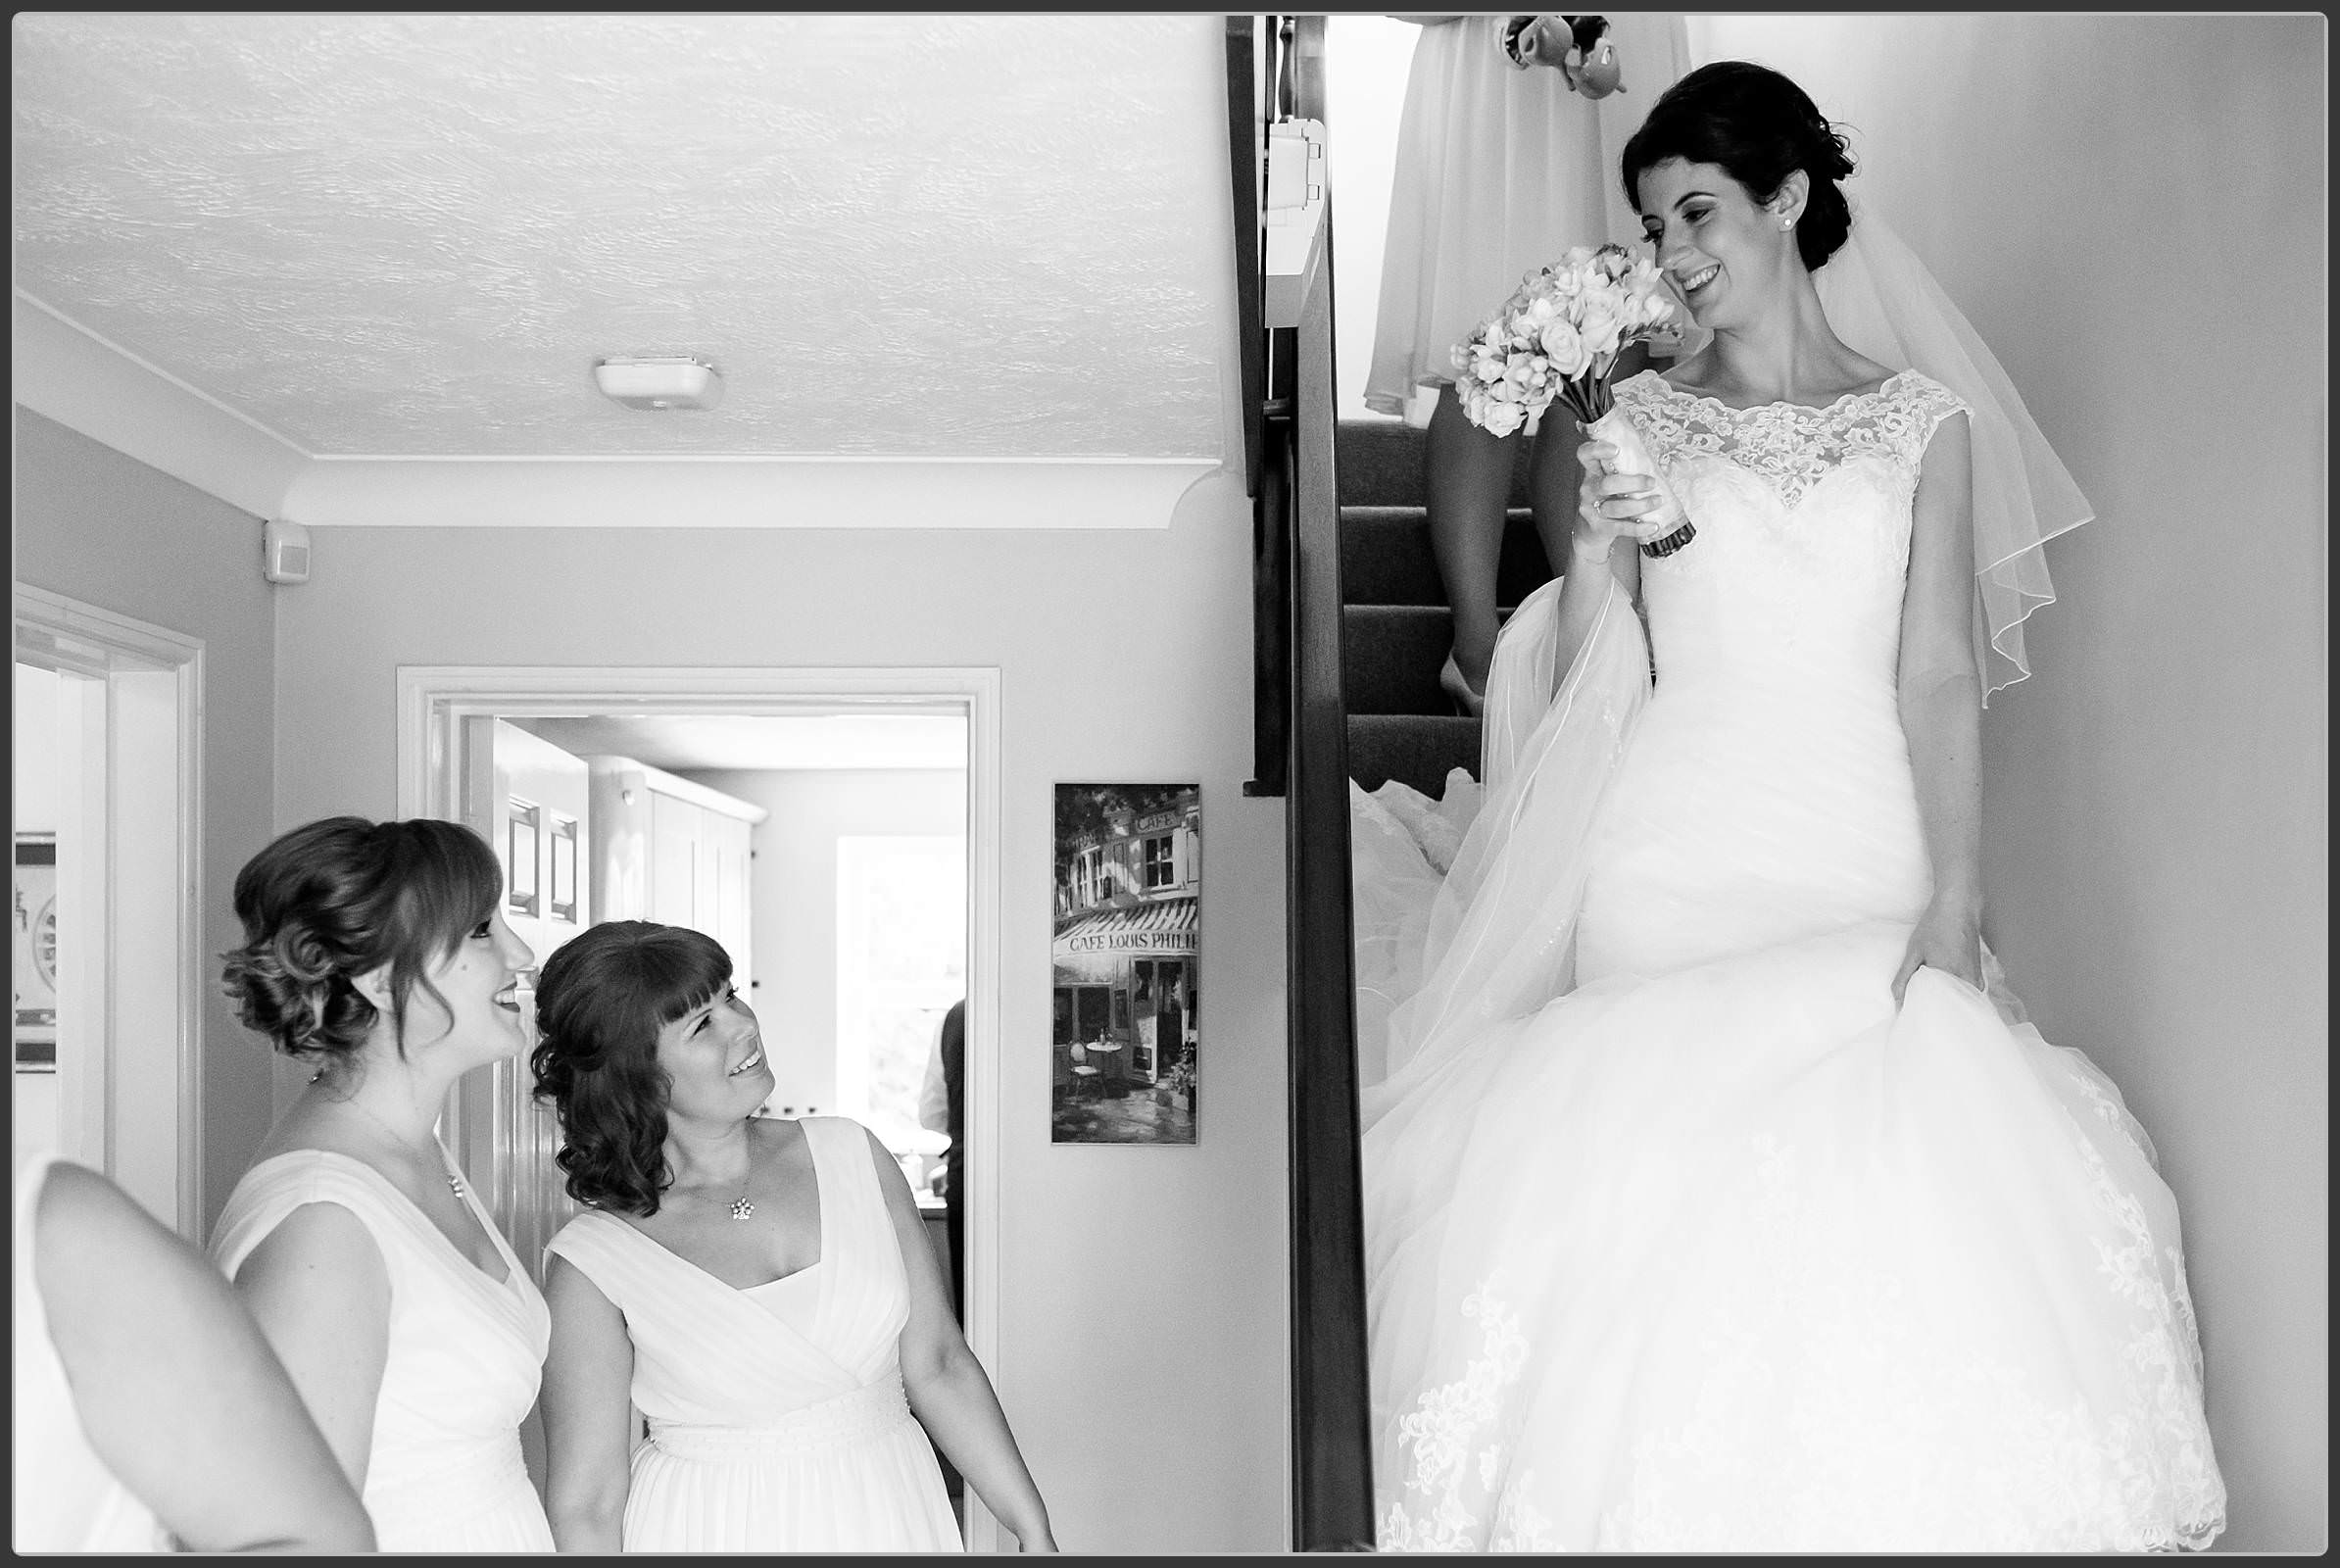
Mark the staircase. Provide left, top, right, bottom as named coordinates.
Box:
left=1337, top=418, right=1556, bottom=795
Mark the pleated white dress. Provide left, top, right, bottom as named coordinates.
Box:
left=1366, top=15, right=1693, bottom=423
left=544, top=1114, right=961, bottom=1552
left=12, top=1152, right=170, bottom=1553
left=208, top=1146, right=556, bottom=1552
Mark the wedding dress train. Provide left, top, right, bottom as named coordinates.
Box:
left=1353, top=369, right=2224, bottom=1551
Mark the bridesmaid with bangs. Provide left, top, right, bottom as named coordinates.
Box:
left=210, top=815, right=556, bottom=1551
left=531, top=919, right=1055, bottom=1553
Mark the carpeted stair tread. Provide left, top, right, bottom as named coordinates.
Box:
left=1339, top=416, right=1556, bottom=794
left=1346, top=714, right=1482, bottom=799
left=1335, top=416, right=1535, bottom=510
left=1340, top=505, right=1555, bottom=610
left=1342, top=605, right=1464, bottom=716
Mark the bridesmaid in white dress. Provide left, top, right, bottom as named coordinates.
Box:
left=210, top=815, right=557, bottom=1551
left=1368, top=15, right=1695, bottom=711
left=532, top=920, right=1055, bottom=1553
left=14, top=1152, right=372, bottom=1553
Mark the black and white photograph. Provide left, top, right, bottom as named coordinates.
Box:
left=9, top=12, right=2324, bottom=1556
left=1051, top=784, right=1200, bottom=1146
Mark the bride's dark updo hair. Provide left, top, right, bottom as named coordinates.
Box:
left=223, top=815, right=505, bottom=1064
left=530, top=920, right=734, bottom=1216
left=1621, top=61, right=1858, bottom=271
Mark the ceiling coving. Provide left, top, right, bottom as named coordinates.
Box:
left=11, top=13, right=1232, bottom=466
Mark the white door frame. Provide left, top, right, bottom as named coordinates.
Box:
left=14, top=585, right=206, bottom=1240
left=397, top=663, right=1004, bottom=1550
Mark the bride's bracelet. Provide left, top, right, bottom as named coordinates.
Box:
left=1570, top=528, right=1617, bottom=566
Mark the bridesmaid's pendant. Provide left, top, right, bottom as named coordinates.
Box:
left=447, top=1173, right=466, bottom=1200
left=729, top=1195, right=756, bottom=1221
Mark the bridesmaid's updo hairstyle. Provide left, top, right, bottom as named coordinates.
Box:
left=223, top=815, right=504, bottom=1065
left=1621, top=61, right=1857, bottom=271
left=531, top=920, right=734, bottom=1217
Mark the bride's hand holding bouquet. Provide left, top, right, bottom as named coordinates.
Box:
left=1452, top=242, right=1696, bottom=558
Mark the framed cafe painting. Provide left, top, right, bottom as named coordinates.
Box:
left=1050, top=783, right=1198, bottom=1145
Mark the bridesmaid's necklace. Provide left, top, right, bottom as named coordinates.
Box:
left=716, top=1120, right=756, bottom=1220
left=316, top=1069, right=469, bottom=1201
left=728, top=1132, right=755, bottom=1221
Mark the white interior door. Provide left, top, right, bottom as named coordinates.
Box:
left=707, top=810, right=754, bottom=993
left=649, top=790, right=701, bottom=928
left=454, top=717, right=592, bottom=1280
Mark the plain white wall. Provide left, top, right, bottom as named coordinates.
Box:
left=261, top=474, right=1292, bottom=1553
left=14, top=663, right=61, bottom=832
left=1683, top=15, right=2325, bottom=1551
left=678, top=766, right=966, bottom=1120
left=1324, top=15, right=1420, bottom=423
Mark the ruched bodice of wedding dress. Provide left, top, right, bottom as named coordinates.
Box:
left=1353, top=370, right=2225, bottom=1551
left=543, top=1115, right=960, bottom=1553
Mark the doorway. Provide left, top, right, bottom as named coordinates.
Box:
left=13, top=587, right=204, bottom=1238
left=397, top=662, right=1002, bottom=1549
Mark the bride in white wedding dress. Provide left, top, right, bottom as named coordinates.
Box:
left=1352, top=63, right=2225, bottom=1552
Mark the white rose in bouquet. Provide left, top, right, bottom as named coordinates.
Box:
left=1537, top=319, right=1590, bottom=379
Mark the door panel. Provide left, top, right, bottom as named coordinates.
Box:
left=455, top=717, right=592, bottom=1284
left=650, top=791, right=700, bottom=928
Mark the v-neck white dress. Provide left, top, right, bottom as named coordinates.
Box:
left=544, top=1114, right=961, bottom=1552
left=209, top=1144, right=556, bottom=1552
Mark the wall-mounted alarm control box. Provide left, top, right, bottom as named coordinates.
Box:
left=263, top=518, right=311, bottom=584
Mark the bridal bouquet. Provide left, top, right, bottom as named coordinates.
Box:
left=1451, top=242, right=1697, bottom=557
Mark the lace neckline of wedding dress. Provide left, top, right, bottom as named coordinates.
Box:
left=1633, top=367, right=1916, bottom=417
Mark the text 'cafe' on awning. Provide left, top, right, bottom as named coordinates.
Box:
left=1051, top=896, right=1196, bottom=1086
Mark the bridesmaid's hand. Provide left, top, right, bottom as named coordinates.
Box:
left=1573, top=439, right=1670, bottom=559
left=1891, top=897, right=1984, bottom=1006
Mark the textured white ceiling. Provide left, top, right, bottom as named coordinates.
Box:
left=11, top=13, right=1233, bottom=462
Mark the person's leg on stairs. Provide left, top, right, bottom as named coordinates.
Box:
left=1424, top=386, right=1518, bottom=712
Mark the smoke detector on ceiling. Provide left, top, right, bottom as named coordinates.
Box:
left=593, top=355, right=724, bottom=411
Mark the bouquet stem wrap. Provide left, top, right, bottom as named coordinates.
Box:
left=1586, top=404, right=1695, bottom=558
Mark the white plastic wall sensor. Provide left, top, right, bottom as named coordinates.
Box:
left=593, top=355, right=725, bottom=411
left=262, top=517, right=311, bottom=584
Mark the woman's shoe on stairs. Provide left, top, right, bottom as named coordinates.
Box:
left=1439, top=651, right=1487, bottom=718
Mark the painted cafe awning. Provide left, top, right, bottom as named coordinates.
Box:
left=1052, top=895, right=1196, bottom=981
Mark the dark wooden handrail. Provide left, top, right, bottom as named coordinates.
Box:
left=1275, top=14, right=1376, bottom=1551
left=1226, top=15, right=1373, bottom=1545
